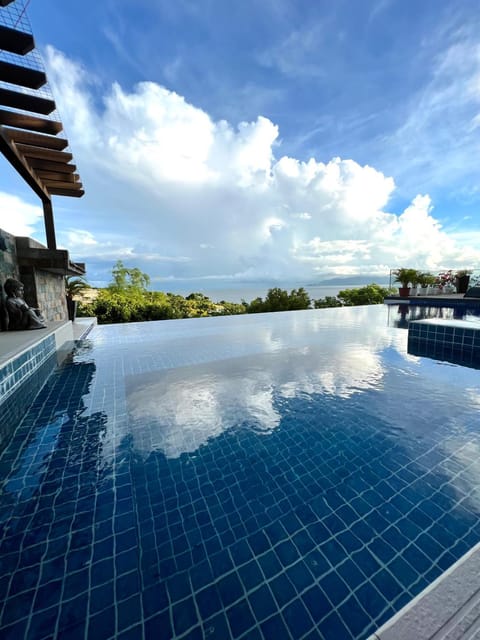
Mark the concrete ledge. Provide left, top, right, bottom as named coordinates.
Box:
left=384, top=295, right=480, bottom=307
left=72, top=316, right=97, bottom=340
left=368, top=541, right=480, bottom=640
left=0, top=320, right=72, bottom=368
left=0, top=317, right=96, bottom=368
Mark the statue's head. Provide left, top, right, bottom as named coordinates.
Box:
left=4, top=278, right=24, bottom=297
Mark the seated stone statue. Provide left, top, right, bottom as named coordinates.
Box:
left=4, top=278, right=47, bottom=330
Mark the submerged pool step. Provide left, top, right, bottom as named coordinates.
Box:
left=408, top=319, right=480, bottom=369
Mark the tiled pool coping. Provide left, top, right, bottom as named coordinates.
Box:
left=368, top=541, right=480, bottom=640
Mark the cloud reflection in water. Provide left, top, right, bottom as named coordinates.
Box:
left=126, top=317, right=394, bottom=459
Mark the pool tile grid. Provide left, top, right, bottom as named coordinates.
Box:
left=2, top=315, right=480, bottom=639
left=131, top=424, right=480, bottom=640
left=0, top=335, right=57, bottom=452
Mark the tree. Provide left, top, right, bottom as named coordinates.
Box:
left=337, top=283, right=391, bottom=306
left=109, top=260, right=150, bottom=294
left=288, top=287, right=311, bottom=310
left=314, top=296, right=342, bottom=309
left=65, top=275, right=90, bottom=299
left=244, top=287, right=311, bottom=313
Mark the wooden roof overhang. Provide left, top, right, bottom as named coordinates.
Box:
left=0, top=6, right=84, bottom=254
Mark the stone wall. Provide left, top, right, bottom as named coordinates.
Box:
left=0, top=229, right=20, bottom=283
left=0, top=227, right=68, bottom=325
left=34, top=270, right=67, bottom=321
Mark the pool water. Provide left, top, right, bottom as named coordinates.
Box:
left=1, top=305, right=480, bottom=639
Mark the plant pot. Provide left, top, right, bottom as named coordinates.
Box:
left=66, top=297, right=77, bottom=321
left=456, top=275, right=470, bottom=294
left=398, top=287, right=410, bottom=298
left=410, top=287, right=418, bottom=296
left=418, top=287, right=427, bottom=295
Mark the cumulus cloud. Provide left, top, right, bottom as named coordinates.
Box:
left=0, top=193, right=43, bottom=237
left=21, top=46, right=480, bottom=285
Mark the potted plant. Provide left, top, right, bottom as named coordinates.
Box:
left=393, top=268, right=419, bottom=297
left=65, top=276, right=90, bottom=321
left=455, top=269, right=472, bottom=294
left=437, top=270, right=456, bottom=293
left=417, top=272, right=435, bottom=295
left=409, top=271, right=421, bottom=297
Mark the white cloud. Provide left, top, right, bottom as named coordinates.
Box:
left=0, top=193, right=42, bottom=236
left=14, top=47, right=480, bottom=285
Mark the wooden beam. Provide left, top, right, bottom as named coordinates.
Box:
left=0, top=60, right=46, bottom=89
left=28, top=158, right=76, bottom=173
left=15, top=143, right=73, bottom=163
left=0, top=24, right=35, bottom=55
left=42, top=200, right=56, bottom=250
left=0, top=127, right=50, bottom=202
left=36, top=170, right=78, bottom=183
left=48, top=187, right=84, bottom=198
left=4, top=127, right=68, bottom=151
left=45, top=180, right=83, bottom=191
left=0, top=87, right=56, bottom=115
left=0, top=109, right=63, bottom=135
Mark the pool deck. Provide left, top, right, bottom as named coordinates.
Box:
left=368, top=542, right=480, bottom=640
left=0, top=316, right=96, bottom=367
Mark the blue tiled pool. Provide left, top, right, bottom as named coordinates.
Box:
left=1, top=305, right=480, bottom=639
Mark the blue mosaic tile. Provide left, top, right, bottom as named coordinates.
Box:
left=322, top=609, right=354, bottom=640
left=202, top=611, right=230, bottom=640
left=260, top=614, right=291, bottom=640
left=1, top=307, right=480, bottom=639
left=238, top=559, right=264, bottom=591
left=226, top=599, right=256, bottom=637
left=88, top=606, right=116, bottom=640
left=172, top=596, right=198, bottom=636
left=217, top=572, right=244, bottom=607
left=283, top=597, right=315, bottom=637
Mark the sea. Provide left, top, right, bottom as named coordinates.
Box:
left=157, top=282, right=382, bottom=304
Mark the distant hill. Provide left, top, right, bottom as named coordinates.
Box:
left=307, top=275, right=391, bottom=286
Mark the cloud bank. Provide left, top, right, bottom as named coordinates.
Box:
left=3, top=46, right=479, bottom=287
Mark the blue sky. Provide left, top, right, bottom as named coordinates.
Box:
left=1, top=0, right=480, bottom=288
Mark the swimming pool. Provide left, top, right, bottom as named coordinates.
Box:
left=1, top=305, right=480, bottom=639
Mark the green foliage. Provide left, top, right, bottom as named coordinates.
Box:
left=314, top=296, right=342, bottom=309
left=392, top=268, right=420, bottom=287
left=244, top=287, right=311, bottom=313
left=78, top=287, right=246, bottom=324
left=65, top=275, right=90, bottom=298
left=418, top=272, right=436, bottom=287
left=109, top=260, right=150, bottom=294
left=338, top=283, right=392, bottom=306
left=77, top=262, right=392, bottom=324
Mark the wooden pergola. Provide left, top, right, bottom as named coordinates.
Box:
left=0, top=0, right=84, bottom=252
